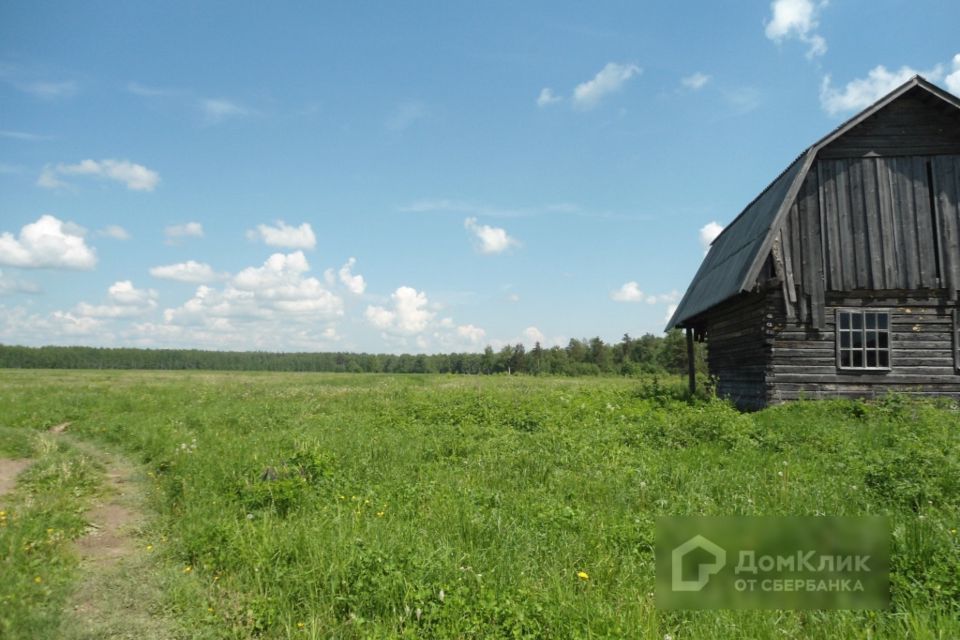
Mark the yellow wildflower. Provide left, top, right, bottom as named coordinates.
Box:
left=297, top=622, right=305, bottom=629
left=577, top=571, right=589, bottom=581
left=376, top=511, right=385, bottom=517
left=34, top=576, right=42, bottom=584
left=183, top=566, right=192, bottom=573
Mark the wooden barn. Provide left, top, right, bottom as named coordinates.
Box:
left=666, top=76, right=960, bottom=409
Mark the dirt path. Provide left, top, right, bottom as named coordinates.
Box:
left=53, top=430, right=184, bottom=639
left=0, top=458, right=32, bottom=498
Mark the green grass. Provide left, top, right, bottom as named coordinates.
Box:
left=0, top=427, right=103, bottom=639
left=0, top=370, right=958, bottom=638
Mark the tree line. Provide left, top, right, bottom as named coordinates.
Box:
left=0, top=330, right=706, bottom=376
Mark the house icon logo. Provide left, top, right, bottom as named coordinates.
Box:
left=671, top=534, right=727, bottom=591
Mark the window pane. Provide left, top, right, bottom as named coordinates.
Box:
left=879, top=351, right=889, bottom=367
left=866, top=330, right=877, bottom=349
left=840, top=332, right=850, bottom=348
left=867, top=351, right=877, bottom=367
left=878, top=314, right=888, bottom=330
left=866, top=313, right=876, bottom=329
left=853, top=351, right=864, bottom=367
left=840, top=313, right=850, bottom=329
left=841, top=351, right=851, bottom=367
left=852, top=313, right=863, bottom=330
left=852, top=331, right=863, bottom=348
left=879, top=333, right=888, bottom=348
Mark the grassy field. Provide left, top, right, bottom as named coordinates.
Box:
left=0, top=370, right=958, bottom=639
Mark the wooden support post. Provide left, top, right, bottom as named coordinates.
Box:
left=686, top=327, right=696, bottom=396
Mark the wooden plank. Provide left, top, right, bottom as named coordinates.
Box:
left=780, top=224, right=797, bottom=304
left=891, top=156, right=920, bottom=289
left=801, top=171, right=826, bottom=328
left=933, top=156, right=960, bottom=299
left=820, top=160, right=842, bottom=290
left=913, top=156, right=939, bottom=288
left=848, top=159, right=870, bottom=288
left=861, top=158, right=885, bottom=289
left=876, top=157, right=900, bottom=288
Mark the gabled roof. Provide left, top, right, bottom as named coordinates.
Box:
left=666, top=76, right=960, bottom=330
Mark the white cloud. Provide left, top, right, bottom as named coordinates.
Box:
left=200, top=98, right=252, bottom=123
left=819, top=64, right=945, bottom=116
left=337, top=257, right=366, bottom=295
left=665, top=303, right=679, bottom=324
left=681, top=72, right=711, bottom=90
left=523, top=326, right=545, bottom=345
left=572, top=62, right=641, bottom=110
left=764, top=0, right=828, bottom=59
left=163, top=252, right=343, bottom=326
left=464, top=217, right=519, bottom=254
left=98, top=225, right=130, bottom=240
left=0, top=215, right=97, bottom=270
left=246, top=221, right=316, bottom=249
left=365, top=286, right=434, bottom=335
left=611, top=281, right=643, bottom=302
left=38, top=159, right=160, bottom=191
left=456, top=324, right=487, bottom=344
left=164, top=222, right=204, bottom=242
left=947, top=54, right=960, bottom=95
left=0, top=269, right=40, bottom=294
left=537, top=87, right=562, bottom=107
left=108, top=280, right=158, bottom=305
left=699, top=221, right=724, bottom=251
left=149, top=260, right=223, bottom=284
left=611, top=282, right=680, bottom=307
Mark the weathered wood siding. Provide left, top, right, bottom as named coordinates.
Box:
left=702, top=291, right=770, bottom=410
left=819, top=87, right=960, bottom=159
left=776, top=155, right=960, bottom=324
left=766, top=291, right=960, bottom=403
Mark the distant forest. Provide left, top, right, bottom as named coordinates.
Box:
left=0, top=330, right=706, bottom=376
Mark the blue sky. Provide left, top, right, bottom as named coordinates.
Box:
left=1, top=1, right=959, bottom=353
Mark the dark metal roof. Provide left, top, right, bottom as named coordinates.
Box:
left=665, top=75, right=960, bottom=330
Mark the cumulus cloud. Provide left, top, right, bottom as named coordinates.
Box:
left=572, top=62, right=641, bottom=110
left=38, top=159, right=160, bottom=191
left=681, top=72, right=711, bottom=90
left=523, top=326, right=545, bottom=345
left=947, top=54, right=960, bottom=95
left=164, top=222, right=204, bottom=242
left=611, top=281, right=644, bottom=302
left=764, top=0, right=828, bottom=59
left=456, top=323, right=487, bottom=344
left=611, top=282, right=680, bottom=304
left=246, top=221, right=316, bottom=249
left=536, top=87, right=562, bottom=107
left=108, top=280, right=158, bottom=305
left=699, top=221, right=724, bottom=251
left=164, top=252, right=343, bottom=326
left=464, top=217, right=519, bottom=254
left=149, top=260, right=223, bottom=284
left=365, top=286, right=434, bottom=335
left=337, top=257, right=366, bottom=295
left=0, top=214, right=97, bottom=269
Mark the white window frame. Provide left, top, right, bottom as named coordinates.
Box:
left=835, top=309, right=892, bottom=372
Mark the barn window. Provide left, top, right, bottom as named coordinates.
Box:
left=836, top=310, right=891, bottom=370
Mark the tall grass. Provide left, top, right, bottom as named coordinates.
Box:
left=0, top=371, right=957, bottom=638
